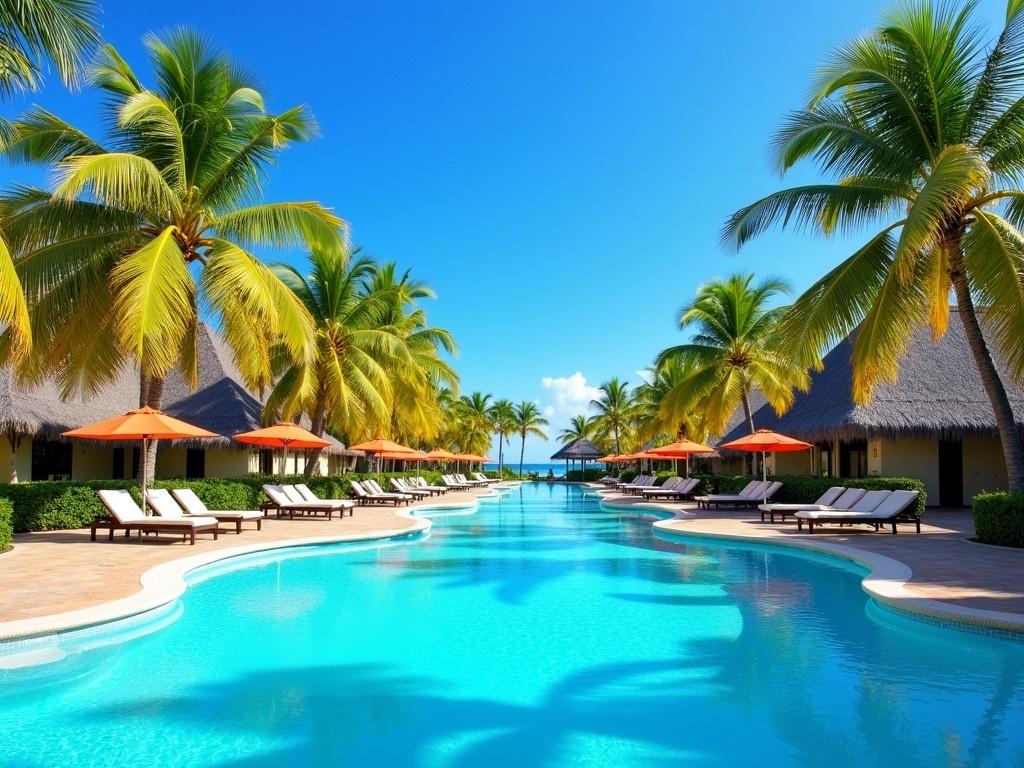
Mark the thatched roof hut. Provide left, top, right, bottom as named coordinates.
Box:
left=718, top=308, right=1024, bottom=445
left=550, top=438, right=604, bottom=461
left=0, top=324, right=356, bottom=456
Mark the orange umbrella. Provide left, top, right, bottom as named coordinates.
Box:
left=720, top=428, right=812, bottom=499
left=348, top=436, right=417, bottom=479
left=650, top=438, right=714, bottom=477
left=425, top=448, right=460, bottom=461
left=234, top=421, right=331, bottom=480
left=63, top=406, right=219, bottom=509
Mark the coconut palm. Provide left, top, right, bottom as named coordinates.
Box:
left=513, top=401, right=548, bottom=478
left=456, top=391, right=494, bottom=456
left=589, top=378, right=632, bottom=454
left=267, top=250, right=417, bottom=473
left=634, top=358, right=708, bottom=446
left=2, top=30, right=338, bottom=395
left=1, top=30, right=342, bottom=476
left=369, top=261, right=458, bottom=444
left=724, top=0, right=1024, bottom=489
left=489, top=398, right=516, bottom=477
left=0, top=0, right=99, bottom=98
left=0, top=0, right=100, bottom=363
left=656, top=274, right=809, bottom=440
left=557, top=414, right=596, bottom=444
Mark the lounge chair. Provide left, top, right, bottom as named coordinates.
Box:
left=442, top=475, right=471, bottom=490
left=616, top=475, right=654, bottom=492
left=391, top=477, right=431, bottom=498
left=757, top=485, right=847, bottom=523
left=294, top=483, right=356, bottom=517
left=351, top=480, right=412, bottom=506
left=694, top=480, right=765, bottom=509
left=634, top=477, right=680, bottom=497
left=796, top=490, right=921, bottom=534
left=412, top=477, right=449, bottom=495
left=149, top=488, right=263, bottom=533
left=365, top=479, right=414, bottom=502
left=93, top=489, right=219, bottom=545
left=472, top=472, right=499, bottom=485
left=456, top=473, right=489, bottom=486
left=599, top=474, right=621, bottom=485
left=625, top=476, right=668, bottom=496
left=262, top=484, right=341, bottom=520
left=641, top=477, right=700, bottom=500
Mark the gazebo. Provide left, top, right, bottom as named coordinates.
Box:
left=550, top=438, right=604, bottom=479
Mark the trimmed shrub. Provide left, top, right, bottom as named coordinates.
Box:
left=564, top=469, right=606, bottom=481
left=0, top=499, right=11, bottom=551
left=972, top=491, right=1024, bottom=547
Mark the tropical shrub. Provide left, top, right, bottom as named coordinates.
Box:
left=972, top=492, right=1024, bottom=548
left=0, top=499, right=12, bottom=551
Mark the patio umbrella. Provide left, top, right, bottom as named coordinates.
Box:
left=720, top=428, right=812, bottom=502
left=63, top=406, right=219, bottom=511
left=378, top=449, right=428, bottom=472
left=650, top=438, right=714, bottom=478
left=234, top=422, right=331, bottom=481
left=349, top=437, right=417, bottom=480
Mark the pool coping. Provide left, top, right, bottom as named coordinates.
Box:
left=595, top=495, right=1024, bottom=636
left=0, top=492, right=501, bottom=643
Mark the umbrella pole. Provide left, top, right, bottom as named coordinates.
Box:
left=762, top=449, right=768, bottom=503
left=141, top=436, right=148, bottom=513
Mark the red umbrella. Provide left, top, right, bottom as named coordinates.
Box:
left=720, top=429, right=812, bottom=501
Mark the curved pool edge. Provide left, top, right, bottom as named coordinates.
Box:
left=0, top=496, right=488, bottom=645
left=641, top=514, right=1024, bottom=637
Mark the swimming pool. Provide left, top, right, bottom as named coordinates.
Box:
left=1, top=483, right=1021, bottom=767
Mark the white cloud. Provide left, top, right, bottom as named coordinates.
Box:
left=540, top=372, right=601, bottom=424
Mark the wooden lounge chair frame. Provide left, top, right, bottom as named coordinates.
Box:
left=93, top=490, right=219, bottom=545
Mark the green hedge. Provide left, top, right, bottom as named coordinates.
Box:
left=0, top=499, right=11, bottom=551
left=564, top=469, right=607, bottom=481
left=0, top=470, right=447, bottom=533
left=972, top=491, right=1024, bottom=547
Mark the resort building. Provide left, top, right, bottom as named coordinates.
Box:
left=0, top=324, right=359, bottom=483
left=718, top=310, right=1024, bottom=506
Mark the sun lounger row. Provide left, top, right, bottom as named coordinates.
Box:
left=695, top=480, right=782, bottom=509
left=640, top=477, right=701, bottom=500
left=95, top=488, right=266, bottom=544
left=262, top=484, right=355, bottom=518
left=759, top=488, right=921, bottom=533
left=616, top=475, right=656, bottom=493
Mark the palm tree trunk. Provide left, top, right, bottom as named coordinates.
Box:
left=613, top=425, right=620, bottom=454
left=519, top=432, right=526, bottom=479
left=303, top=396, right=327, bottom=476
left=741, top=390, right=757, bottom=477
left=952, top=269, right=1024, bottom=491
left=141, top=375, right=165, bottom=482
left=497, top=435, right=504, bottom=478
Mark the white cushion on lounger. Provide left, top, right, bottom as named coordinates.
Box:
left=795, top=490, right=892, bottom=519
left=171, top=488, right=263, bottom=520
left=98, top=490, right=217, bottom=527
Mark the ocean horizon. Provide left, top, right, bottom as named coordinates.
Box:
left=485, top=462, right=602, bottom=477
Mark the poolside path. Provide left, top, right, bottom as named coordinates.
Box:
left=0, top=487, right=490, bottom=628
left=595, top=488, right=1024, bottom=621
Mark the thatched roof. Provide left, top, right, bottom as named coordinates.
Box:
left=718, top=309, right=1024, bottom=445
left=550, top=437, right=604, bottom=460
left=0, top=324, right=355, bottom=455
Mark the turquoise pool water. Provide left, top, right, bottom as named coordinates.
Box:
left=1, top=483, right=1022, bottom=767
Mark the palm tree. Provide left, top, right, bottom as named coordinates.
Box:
left=489, top=399, right=516, bottom=477
left=267, top=250, right=412, bottom=474
left=1, top=30, right=341, bottom=477
left=724, top=0, right=1024, bottom=489
left=0, top=0, right=99, bottom=98
left=557, top=414, right=595, bottom=444
left=456, top=391, right=493, bottom=456
left=0, top=0, right=101, bottom=363
left=634, top=358, right=708, bottom=446
left=513, top=401, right=548, bottom=478
left=590, top=378, right=632, bottom=454
left=656, top=275, right=808, bottom=447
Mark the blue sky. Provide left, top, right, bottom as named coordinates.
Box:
left=0, top=0, right=1009, bottom=461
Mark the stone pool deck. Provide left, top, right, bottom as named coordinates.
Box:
left=594, top=487, right=1024, bottom=632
